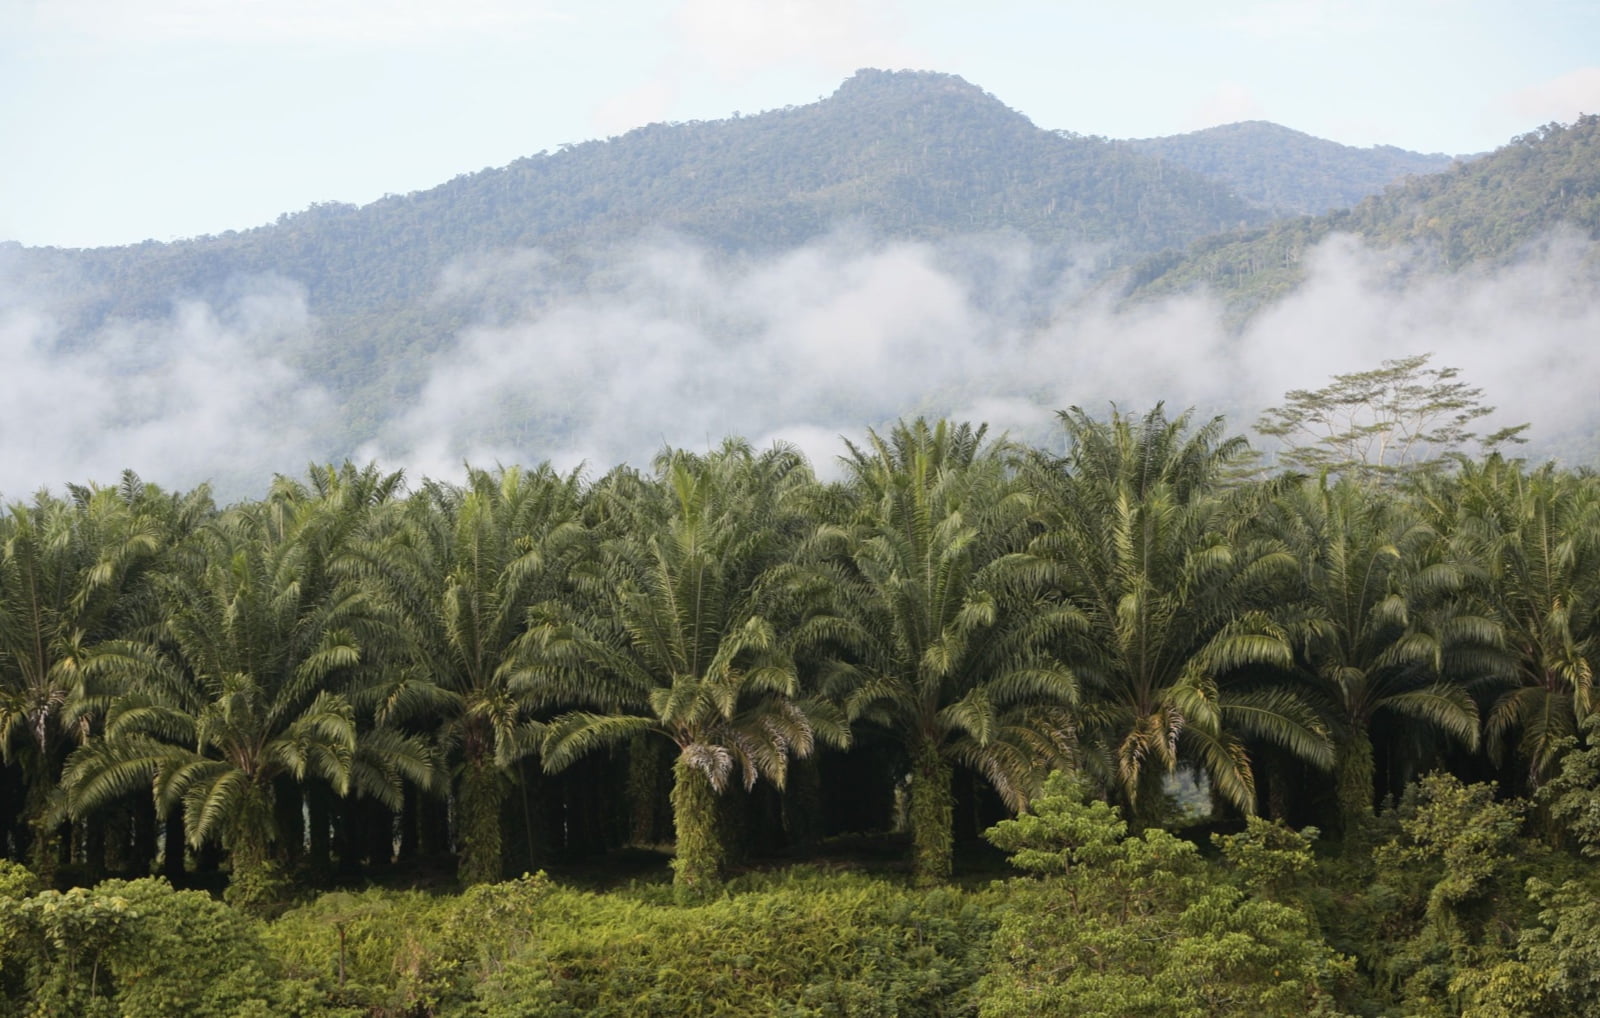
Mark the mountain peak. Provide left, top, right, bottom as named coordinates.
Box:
left=828, top=68, right=1018, bottom=113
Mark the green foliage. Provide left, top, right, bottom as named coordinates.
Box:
left=263, top=870, right=987, bottom=1018
left=1364, top=774, right=1534, bottom=1015
left=981, top=772, right=1354, bottom=1017
left=1377, top=773, right=1525, bottom=927
left=468, top=873, right=990, bottom=1018
left=0, top=872, right=323, bottom=1018
left=532, top=441, right=845, bottom=891
left=819, top=418, right=1077, bottom=880
left=982, top=771, right=1127, bottom=876
left=1029, top=406, right=1329, bottom=820
left=1431, top=459, right=1600, bottom=790
left=1259, top=474, right=1489, bottom=844
left=1540, top=716, right=1600, bottom=853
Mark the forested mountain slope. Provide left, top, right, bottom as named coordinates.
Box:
left=1122, top=120, right=1457, bottom=215
left=10, top=69, right=1266, bottom=334
left=1127, top=114, right=1600, bottom=312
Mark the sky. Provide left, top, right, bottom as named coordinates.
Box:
left=3, top=0, right=1598, bottom=250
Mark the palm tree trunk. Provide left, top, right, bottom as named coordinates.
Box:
left=909, top=737, right=954, bottom=884
left=783, top=755, right=823, bottom=856
left=223, top=783, right=284, bottom=914
left=160, top=808, right=186, bottom=880
left=628, top=735, right=668, bottom=846
left=669, top=757, right=724, bottom=894
left=306, top=784, right=332, bottom=880
left=458, top=750, right=504, bottom=886
left=225, top=833, right=277, bottom=913
left=25, top=765, right=62, bottom=885
left=1337, top=726, right=1377, bottom=851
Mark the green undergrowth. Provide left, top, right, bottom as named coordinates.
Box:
left=264, top=868, right=993, bottom=1017
left=7, top=758, right=1600, bottom=1017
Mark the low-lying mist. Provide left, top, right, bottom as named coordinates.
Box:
left=2, top=226, right=1596, bottom=500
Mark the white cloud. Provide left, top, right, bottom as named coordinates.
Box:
left=0, top=275, right=335, bottom=499
left=368, top=227, right=1600, bottom=481
left=8, top=226, right=1597, bottom=498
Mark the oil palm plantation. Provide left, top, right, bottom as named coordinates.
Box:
left=1429, top=457, right=1600, bottom=789
left=0, top=474, right=178, bottom=878
left=529, top=441, right=845, bottom=892
left=354, top=463, right=591, bottom=885
left=1262, top=476, right=1489, bottom=840
left=61, top=470, right=432, bottom=909
left=1027, top=406, right=1332, bottom=824
left=816, top=419, right=1079, bottom=882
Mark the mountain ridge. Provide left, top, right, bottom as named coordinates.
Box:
left=1126, top=113, right=1600, bottom=312
left=1122, top=119, right=1460, bottom=215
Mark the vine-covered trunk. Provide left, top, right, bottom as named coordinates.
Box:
left=909, top=736, right=953, bottom=884
left=24, top=734, right=62, bottom=884
left=1337, top=726, right=1377, bottom=851
left=1124, top=742, right=1174, bottom=830
left=670, top=757, right=724, bottom=894
left=223, top=782, right=283, bottom=914
left=458, top=750, right=505, bottom=886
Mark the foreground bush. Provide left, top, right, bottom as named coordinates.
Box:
left=266, top=869, right=990, bottom=1017
left=979, top=774, right=1356, bottom=1018
left=0, top=862, right=325, bottom=1018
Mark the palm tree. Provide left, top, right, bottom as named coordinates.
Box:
left=1262, top=477, right=1488, bottom=840
left=62, top=473, right=432, bottom=909
left=356, top=463, right=590, bottom=885
left=0, top=474, right=173, bottom=877
left=816, top=419, right=1079, bottom=882
left=1028, top=406, right=1332, bottom=824
left=1429, top=458, right=1600, bottom=789
left=529, top=441, right=845, bottom=892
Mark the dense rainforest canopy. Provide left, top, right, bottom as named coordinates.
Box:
left=2, top=405, right=1599, bottom=1016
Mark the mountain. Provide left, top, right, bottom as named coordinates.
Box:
left=1126, top=114, right=1600, bottom=312
left=1122, top=121, right=1458, bottom=215
left=14, top=69, right=1268, bottom=334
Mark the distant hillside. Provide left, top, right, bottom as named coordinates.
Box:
left=18, top=70, right=1268, bottom=331
left=1123, top=121, right=1457, bottom=215
left=1126, top=114, right=1600, bottom=312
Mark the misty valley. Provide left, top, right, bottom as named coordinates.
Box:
left=2, top=69, right=1600, bottom=1017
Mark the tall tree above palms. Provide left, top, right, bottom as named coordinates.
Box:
left=1262, top=477, right=1488, bottom=841
left=818, top=419, right=1078, bottom=882
left=530, top=441, right=844, bottom=893
left=357, top=463, right=590, bottom=885
left=1028, top=406, right=1332, bottom=823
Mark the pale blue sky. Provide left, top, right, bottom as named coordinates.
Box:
left=3, top=0, right=1597, bottom=249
